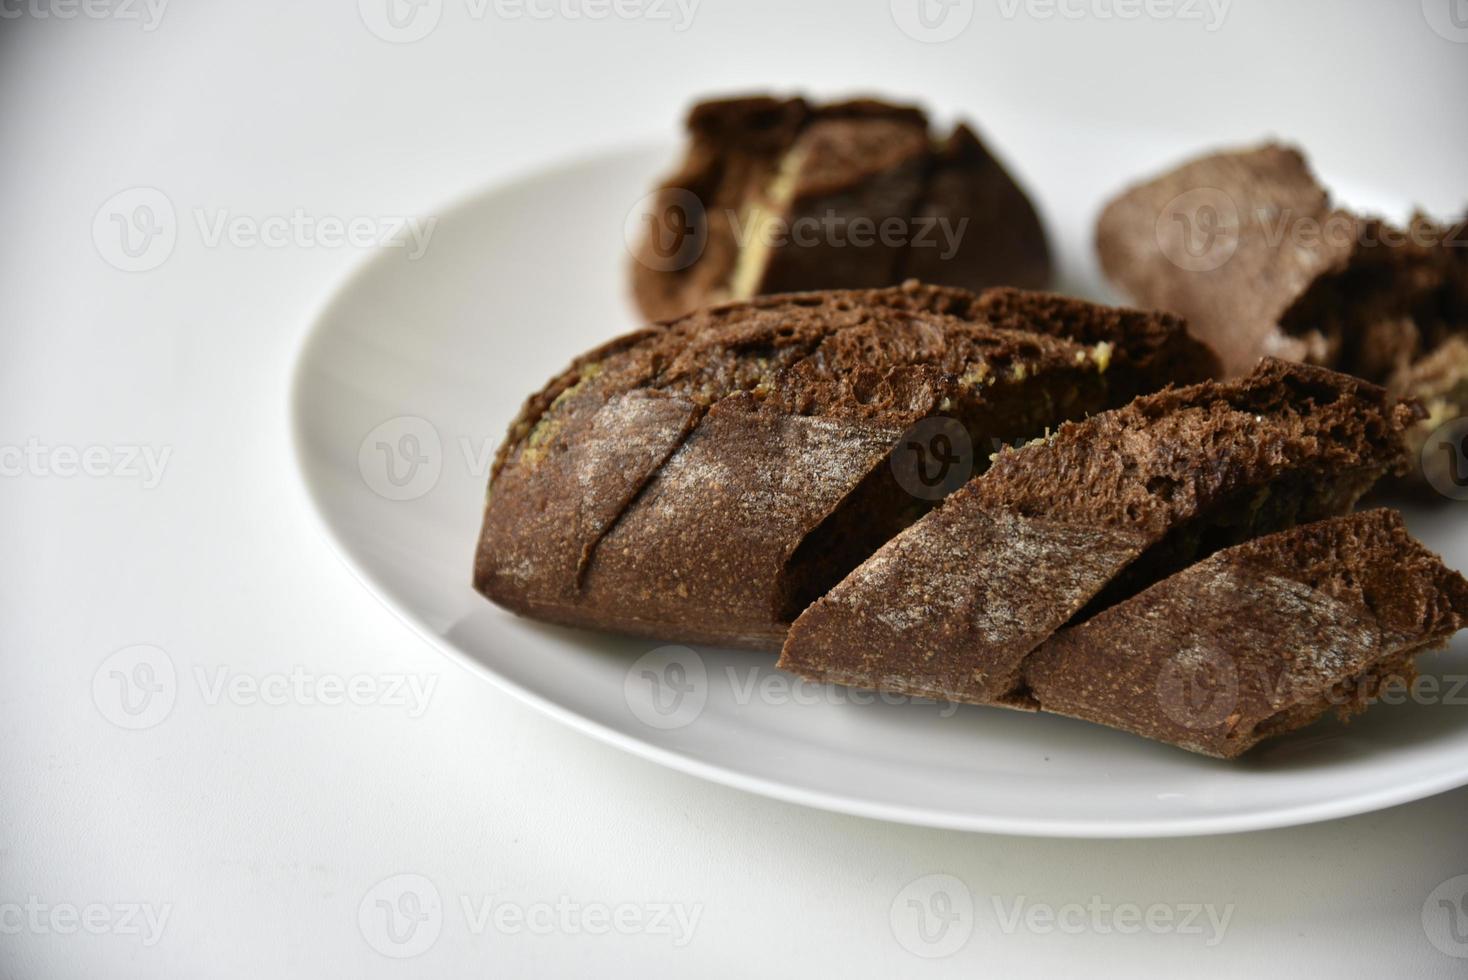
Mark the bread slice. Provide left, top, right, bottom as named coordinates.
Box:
left=1096, top=143, right=1468, bottom=483
left=1024, top=509, right=1468, bottom=757
left=474, top=284, right=1216, bottom=649
left=778, top=360, right=1419, bottom=702
left=631, top=95, right=1050, bottom=322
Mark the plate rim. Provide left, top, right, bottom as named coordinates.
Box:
left=286, top=143, right=1468, bottom=839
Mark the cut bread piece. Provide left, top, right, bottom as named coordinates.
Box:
left=778, top=359, right=1419, bottom=702
left=475, top=284, right=1215, bottom=650
left=1096, top=143, right=1468, bottom=485
left=631, top=95, right=1050, bottom=322
left=1023, top=509, right=1468, bottom=758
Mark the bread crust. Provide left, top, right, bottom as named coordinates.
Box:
left=475, top=283, right=1216, bottom=648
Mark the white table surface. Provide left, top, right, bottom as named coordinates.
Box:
left=4, top=1, right=1467, bottom=976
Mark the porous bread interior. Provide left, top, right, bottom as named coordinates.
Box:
left=1278, top=214, right=1468, bottom=383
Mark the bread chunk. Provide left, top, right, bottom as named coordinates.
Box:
left=1096, top=143, right=1468, bottom=484
left=1024, top=509, right=1468, bottom=757
left=631, top=95, right=1051, bottom=322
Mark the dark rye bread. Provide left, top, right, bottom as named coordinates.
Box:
left=474, top=283, right=1216, bottom=649
left=631, top=95, right=1050, bottom=322
left=1096, top=143, right=1468, bottom=483
left=1024, top=509, right=1468, bottom=758
left=778, top=360, right=1419, bottom=703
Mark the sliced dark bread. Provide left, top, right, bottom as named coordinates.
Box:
left=1024, top=509, right=1468, bottom=757
left=778, top=359, right=1419, bottom=702
left=475, top=284, right=1215, bottom=649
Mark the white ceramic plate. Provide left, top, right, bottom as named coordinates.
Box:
left=290, top=142, right=1468, bottom=837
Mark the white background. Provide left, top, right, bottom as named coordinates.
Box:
left=4, top=0, right=1468, bottom=976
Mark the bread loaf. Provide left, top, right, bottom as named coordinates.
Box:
left=474, top=283, right=1217, bottom=649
